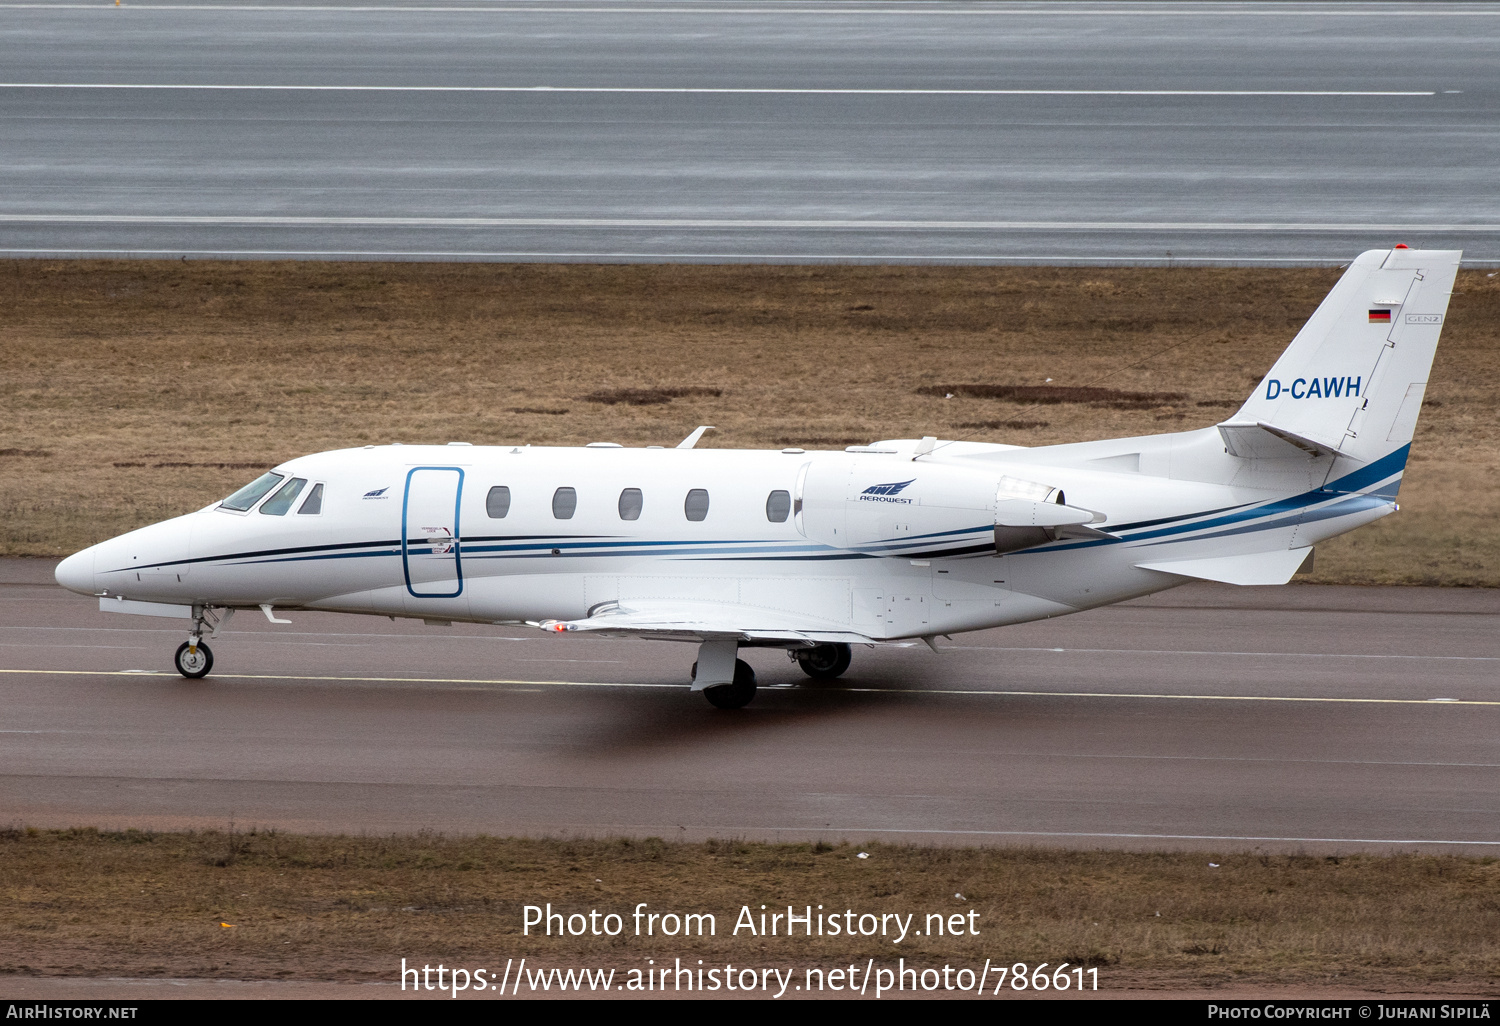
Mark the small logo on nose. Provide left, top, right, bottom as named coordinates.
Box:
left=363, top=487, right=389, bottom=499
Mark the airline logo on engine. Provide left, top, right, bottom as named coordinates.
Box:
left=1264, top=376, right=1361, bottom=401
left=859, top=479, right=916, bottom=504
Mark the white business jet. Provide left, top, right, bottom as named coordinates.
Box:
left=55, top=247, right=1457, bottom=708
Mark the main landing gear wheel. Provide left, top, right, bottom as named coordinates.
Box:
left=174, top=640, right=213, bottom=679
left=795, top=643, right=851, bottom=681
left=700, top=658, right=757, bottom=710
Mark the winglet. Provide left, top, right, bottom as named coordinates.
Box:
left=676, top=426, right=716, bottom=449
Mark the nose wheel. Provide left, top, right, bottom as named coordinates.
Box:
left=174, top=639, right=213, bottom=678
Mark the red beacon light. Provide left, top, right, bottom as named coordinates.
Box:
left=1394, top=243, right=1410, bottom=249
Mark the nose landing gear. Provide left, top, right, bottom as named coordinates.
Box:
left=173, top=606, right=232, bottom=679
left=174, top=639, right=213, bottom=678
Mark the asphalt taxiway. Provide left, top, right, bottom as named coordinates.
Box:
left=2, top=559, right=1496, bottom=852
left=2, top=1, right=1499, bottom=263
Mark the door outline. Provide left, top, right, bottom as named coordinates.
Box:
left=402, top=466, right=465, bottom=598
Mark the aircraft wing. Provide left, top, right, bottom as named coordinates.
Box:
left=532, top=601, right=877, bottom=645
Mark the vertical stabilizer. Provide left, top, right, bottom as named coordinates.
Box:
left=1222, top=247, right=1460, bottom=474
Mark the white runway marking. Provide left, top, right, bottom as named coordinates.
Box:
left=0, top=83, right=1438, bottom=97
left=1, top=4, right=1496, bottom=16
left=3, top=625, right=1497, bottom=660
left=954, top=645, right=1500, bottom=662
left=2, top=215, right=1492, bottom=232
left=3, top=667, right=1497, bottom=705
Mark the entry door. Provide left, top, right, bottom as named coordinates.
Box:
left=403, top=467, right=464, bottom=598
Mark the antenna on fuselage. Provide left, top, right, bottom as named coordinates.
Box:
left=676, top=426, right=716, bottom=449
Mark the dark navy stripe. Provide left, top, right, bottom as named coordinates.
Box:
left=103, top=537, right=403, bottom=574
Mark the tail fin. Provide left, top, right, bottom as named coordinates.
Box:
left=1219, top=247, right=1460, bottom=472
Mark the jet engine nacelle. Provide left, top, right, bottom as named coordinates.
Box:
left=798, top=455, right=1104, bottom=557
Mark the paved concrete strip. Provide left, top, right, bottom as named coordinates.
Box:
left=3, top=3, right=1496, bottom=262
left=750, top=827, right=1500, bottom=847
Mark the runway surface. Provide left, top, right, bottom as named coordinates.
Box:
left=2, top=558, right=1498, bottom=852
left=2, top=0, right=1499, bottom=264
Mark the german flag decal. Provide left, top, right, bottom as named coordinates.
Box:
left=1369, top=309, right=1392, bottom=323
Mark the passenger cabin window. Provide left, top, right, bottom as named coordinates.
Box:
left=552, top=487, right=577, bottom=520
left=766, top=489, right=791, bottom=523
left=259, top=477, right=306, bottom=516
left=486, top=485, right=511, bottom=518
left=618, top=488, right=643, bottom=521
left=684, top=488, right=710, bottom=522
left=220, top=471, right=283, bottom=512
left=297, top=483, right=324, bottom=515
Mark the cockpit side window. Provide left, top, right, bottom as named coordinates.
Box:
left=259, top=477, right=307, bottom=516
left=297, top=482, right=324, bottom=515
left=220, top=472, right=284, bottom=512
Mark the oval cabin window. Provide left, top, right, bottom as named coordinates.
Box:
left=486, top=485, right=511, bottom=518
left=765, top=489, right=791, bottom=523
left=684, top=488, right=710, bottom=522
left=552, top=487, right=578, bottom=520
left=618, top=488, right=643, bottom=521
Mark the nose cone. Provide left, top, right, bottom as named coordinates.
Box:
left=55, top=547, right=98, bottom=595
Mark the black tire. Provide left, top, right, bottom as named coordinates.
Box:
left=174, top=640, right=213, bottom=679
left=703, top=658, right=757, bottom=709
left=796, top=643, right=852, bottom=680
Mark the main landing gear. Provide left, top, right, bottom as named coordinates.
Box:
left=693, top=658, right=758, bottom=710
left=692, top=641, right=855, bottom=709
left=793, top=642, right=852, bottom=681
left=173, top=605, right=232, bottom=679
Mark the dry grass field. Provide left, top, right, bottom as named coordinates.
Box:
left=2, top=828, right=1496, bottom=993
left=2, top=260, right=1498, bottom=584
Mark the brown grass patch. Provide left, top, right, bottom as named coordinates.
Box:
left=771, top=436, right=871, bottom=447
left=2, top=260, right=1498, bottom=585
left=1, top=828, right=1496, bottom=991
left=917, top=384, right=1187, bottom=409
left=954, top=420, right=1051, bottom=431
left=583, top=386, right=724, bottom=406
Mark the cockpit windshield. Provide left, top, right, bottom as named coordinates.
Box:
left=219, top=472, right=284, bottom=512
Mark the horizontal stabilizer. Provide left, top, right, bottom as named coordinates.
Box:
left=1135, top=547, right=1313, bottom=586
left=1217, top=420, right=1341, bottom=460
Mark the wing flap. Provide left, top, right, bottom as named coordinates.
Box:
left=535, top=601, right=875, bottom=645
left=1135, top=547, right=1314, bottom=586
